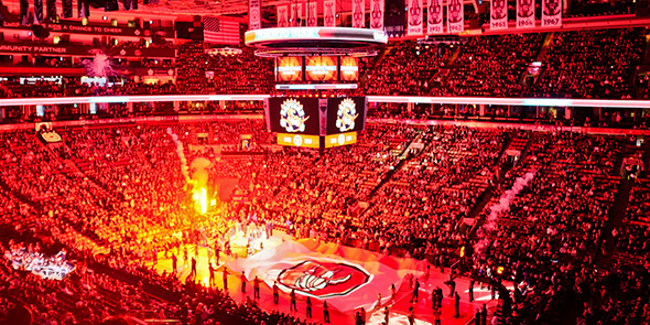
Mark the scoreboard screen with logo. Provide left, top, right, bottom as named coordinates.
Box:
left=325, top=97, right=367, bottom=135
left=266, top=97, right=320, bottom=135
left=265, top=97, right=367, bottom=148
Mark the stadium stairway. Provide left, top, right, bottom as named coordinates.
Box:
left=596, top=146, right=633, bottom=269
left=528, top=33, right=555, bottom=89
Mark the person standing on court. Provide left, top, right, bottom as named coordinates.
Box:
left=454, top=292, right=461, bottom=317
left=323, top=301, right=331, bottom=323
left=222, top=267, right=229, bottom=290
left=273, top=281, right=279, bottom=304
left=481, top=304, right=487, bottom=325
left=240, top=271, right=247, bottom=294
left=253, top=276, right=260, bottom=299
left=410, top=279, right=420, bottom=303
left=469, top=279, right=475, bottom=302
left=306, top=296, right=312, bottom=318
left=290, top=289, right=297, bottom=312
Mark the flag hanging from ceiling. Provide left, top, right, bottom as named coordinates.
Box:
left=122, top=0, right=137, bottom=11
left=447, top=0, right=463, bottom=33
left=490, top=0, right=508, bottom=30
left=78, top=0, right=89, bottom=18
left=105, top=0, right=119, bottom=12
left=352, top=0, right=364, bottom=28
left=307, top=2, right=318, bottom=26
left=249, top=0, right=261, bottom=30
left=323, top=0, right=336, bottom=27
left=516, top=0, right=534, bottom=28
left=277, top=5, right=288, bottom=27
left=204, top=17, right=240, bottom=45
left=34, top=0, right=44, bottom=24
left=47, top=0, right=57, bottom=21
left=542, top=0, right=561, bottom=26
left=62, top=0, right=72, bottom=18
left=20, top=0, right=29, bottom=25
left=406, top=0, right=423, bottom=35
left=427, top=0, right=443, bottom=34
left=369, top=0, right=384, bottom=30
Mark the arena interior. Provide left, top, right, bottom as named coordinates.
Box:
left=1, top=0, right=650, bottom=324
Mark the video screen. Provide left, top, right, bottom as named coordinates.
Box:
left=276, top=57, right=303, bottom=82
left=267, top=97, right=320, bottom=135
left=325, top=97, right=367, bottom=135
left=305, top=56, right=338, bottom=81
left=340, top=57, right=359, bottom=81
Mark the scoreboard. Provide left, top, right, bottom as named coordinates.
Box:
left=275, top=56, right=360, bottom=82
left=264, top=96, right=367, bottom=148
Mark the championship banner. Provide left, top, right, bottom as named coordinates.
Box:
left=352, top=0, right=365, bottom=28
left=516, top=0, right=535, bottom=28
left=34, top=0, right=44, bottom=24
left=227, top=239, right=427, bottom=312
left=306, top=2, right=318, bottom=27
left=249, top=0, right=261, bottom=30
left=369, top=0, right=384, bottom=30
left=323, top=0, right=336, bottom=27
left=277, top=5, right=288, bottom=27
left=447, top=0, right=464, bottom=33
left=426, top=0, right=443, bottom=34
left=406, top=0, right=423, bottom=35
left=542, top=0, right=561, bottom=26
left=289, top=3, right=303, bottom=26
left=490, top=0, right=508, bottom=30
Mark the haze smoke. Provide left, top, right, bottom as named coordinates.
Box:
left=474, top=171, right=536, bottom=258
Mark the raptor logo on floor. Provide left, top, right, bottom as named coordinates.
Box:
left=277, top=260, right=371, bottom=298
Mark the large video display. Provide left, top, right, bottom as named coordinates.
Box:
left=305, top=56, right=338, bottom=81
left=267, top=97, right=320, bottom=135
left=276, top=57, right=303, bottom=82
left=325, top=97, right=367, bottom=135
left=340, top=57, right=359, bottom=81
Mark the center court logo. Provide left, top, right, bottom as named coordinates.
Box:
left=277, top=260, right=371, bottom=298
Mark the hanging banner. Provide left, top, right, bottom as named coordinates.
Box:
left=46, top=0, right=56, bottom=22
left=20, top=0, right=29, bottom=25
left=490, top=0, right=508, bottom=30
left=407, top=0, right=423, bottom=35
left=516, top=0, right=535, bottom=28
left=352, top=0, right=365, bottom=28
left=62, top=0, right=73, bottom=18
left=384, top=0, right=405, bottom=37
left=447, top=0, right=463, bottom=33
left=34, top=0, right=44, bottom=24
left=297, top=2, right=304, bottom=25
left=290, top=3, right=304, bottom=26
left=323, top=0, right=336, bottom=27
left=307, top=2, right=318, bottom=26
left=277, top=5, right=288, bottom=27
left=369, top=0, right=384, bottom=30
left=78, top=0, right=89, bottom=18
left=542, top=0, right=561, bottom=26
left=249, top=0, right=261, bottom=30
left=426, top=0, right=443, bottom=34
